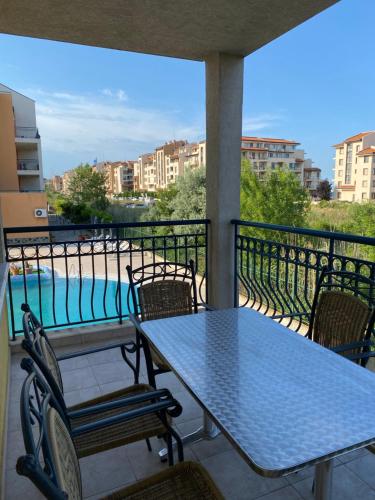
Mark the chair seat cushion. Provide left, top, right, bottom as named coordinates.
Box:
left=101, top=461, right=224, bottom=499
left=69, top=384, right=167, bottom=458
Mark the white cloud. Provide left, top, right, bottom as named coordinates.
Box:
left=22, top=87, right=284, bottom=175
left=28, top=89, right=202, bottom=163
left=242, top=113, right=283, bottom=134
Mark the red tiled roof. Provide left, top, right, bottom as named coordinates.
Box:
left=241, top=136, right=299, bottom=145
left=357, top=147, right=375, bottom=156
left=333, top=131, right=375, bottom=148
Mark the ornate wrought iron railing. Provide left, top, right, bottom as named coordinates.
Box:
left=232, top=220, right=375, bottom=332
left=4, top=219, right=209, bottom=339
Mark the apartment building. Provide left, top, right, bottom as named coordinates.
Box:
left=0, top=83, right=48, bottom=237
left=50, top=175, right=63, bottom=192
left=303, top=165, right=321, bottom=199
left=333, top=131, right=375, bottom=202
left=112, top=161, right=135, bottom=194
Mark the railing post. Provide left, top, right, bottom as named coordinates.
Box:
left=328, top=237, right=335, bottom=272
left=233, top=221, right=239, bottom=307
left=116, top=228, right=123, bottom=324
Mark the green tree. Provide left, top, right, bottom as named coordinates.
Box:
left=170, top=167, right=206, bottom=220
left=240, top=161, right=310, bottom=227
left=145, top=184, right=178, bottom=222
left=67, top=164, right=108, bottom=211
left=316, top=179, right=332, bottom=201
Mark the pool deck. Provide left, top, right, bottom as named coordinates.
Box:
left=5, top=334, right=375, bottom=500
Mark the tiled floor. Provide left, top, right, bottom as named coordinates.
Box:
left=5, top=340, right=375, bottom=499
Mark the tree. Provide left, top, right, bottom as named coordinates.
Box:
left=170, top=167, right=206, bottom=220
left=240, top=161, right=310, bottom=227
left=316, top=179, right=332, bottom=201
left=67, top=164, right=109, bottom=211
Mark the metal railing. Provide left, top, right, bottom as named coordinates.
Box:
left=15, top=127, right=39, bottom=139
left=17, top=159, right=40, bottom=171
left=4, top=219, right=209, bottom=339
left=232, top=220, right=375, bottom=332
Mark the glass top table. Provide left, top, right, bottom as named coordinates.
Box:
left=140, top=307, right=375, bottom=499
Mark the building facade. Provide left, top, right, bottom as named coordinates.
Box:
left=333, top=131, right=375, bottom=202
left=0, top=83, right=48, bottom=237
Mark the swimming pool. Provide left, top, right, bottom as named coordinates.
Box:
left=8, top=274, right=131, bottom=335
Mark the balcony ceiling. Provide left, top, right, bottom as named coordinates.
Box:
left=0, top=0, right=338, bottom=61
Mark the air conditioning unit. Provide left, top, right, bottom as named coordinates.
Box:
left=34, top=208, right=47, bottom=218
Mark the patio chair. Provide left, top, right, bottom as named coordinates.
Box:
left=16, top=362, right=224, bottom=500
left=20, top=307, right=183, bottom=464
left=127, top=260, right=204, bottom=387
left=21, top=302, right=140, bottom=383
left=307, top=267, right=375, bottom=366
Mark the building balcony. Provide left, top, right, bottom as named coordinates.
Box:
left=15, top=127, right=40, bottom=139
left=17, top=159, right=40, bottom=172
left=2, top=219, right=375, bottom=498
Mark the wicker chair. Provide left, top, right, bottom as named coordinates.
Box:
left=127, top=260, right=205, bottom=387
left=307, top=268, right=375, bottom=366
left=17, top=364, right=224, bottom=500
left=21, top=308, right=183, bottom=465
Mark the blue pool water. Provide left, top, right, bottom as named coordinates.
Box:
left=8, top=275, right=131, bottom=334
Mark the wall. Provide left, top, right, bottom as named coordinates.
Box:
left=0, top=94, right=19, bottom=191
left=0, top=192, right=49, bottom=238
left=0, top=264, right=10, bottom=493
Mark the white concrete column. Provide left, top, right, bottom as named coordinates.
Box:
left=205, top=53, right=244, bottom=308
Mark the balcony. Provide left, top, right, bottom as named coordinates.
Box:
left=15, top=127, right=39, bottom=139
left=16, top=159, right=40, bottom=172
left=2, top=219, right=375, bottom=499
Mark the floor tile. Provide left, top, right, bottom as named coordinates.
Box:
left=257, top=485, right=302, bottom=499
left=80, top=445, right=135, bottom=497
left=345, top=452, right=375, bottom=489
left=58, top=354, right=90, bottom=371
left=91, top=360, right=135, bottom=385
left=64, top=385, right=102, bottom=407
left=61, top=365, right=97, bottom=392
left=202, top=449, right=288, bottom=500
left=293, top=464, right=375, bottom=500
left=5, top=430, right=25, bottom=471
left=5, top=468, right=44, bottom=500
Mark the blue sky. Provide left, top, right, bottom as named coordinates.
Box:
left=0, top=0, right=374, bottom=180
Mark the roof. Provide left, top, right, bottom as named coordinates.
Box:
left=357, top=147, right=375, bottom=156
left=241, top=136, right=300, bottom=145
left=333, top=131, right=375, bottom=148
left=0, top=1, right=338, bottom=61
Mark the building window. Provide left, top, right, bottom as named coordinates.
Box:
left=362, top=180, right=368, bottom=187
left=362, top=193, right=367, bottom=199
left=363, top=168, right=368, bottom=175
left=339, top=148, right=344, bottom=155
left=338, top=170, right=343, bottom=176
left=364, top=156, right=369, bottom=163
left=356, top=145, right=360, bottom=152
left=352, top=194, right=355, bottom=201
left=339, top=159, right=343, bottom=166
left=337, top=181, right=342, bottom=187
left=337, top=192, right=341, bottom=199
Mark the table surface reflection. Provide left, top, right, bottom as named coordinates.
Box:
left=141, top=307, right=375, bottom=477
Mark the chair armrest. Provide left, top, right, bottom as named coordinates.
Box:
left=67, top=387, right=173, bottom=419
left=70, top=394, right=182, bottom=437
left=57, top=340, right=136, bottom=361
left=128, top=312, right=143, bottom=329
left=330, top=339, right=374, bottom=354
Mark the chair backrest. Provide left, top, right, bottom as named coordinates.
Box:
left=127, top=260, right=198, bottom=320
left=308, top=268, right=375, bottom=361
left=21, top=304, right=66, bottom=411
left=17, top=359, right=82, bottom=500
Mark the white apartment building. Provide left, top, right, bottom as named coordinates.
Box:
left=333, top=131, right=375, bottom=202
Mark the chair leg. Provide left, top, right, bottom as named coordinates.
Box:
left=142, top=334, right=157, bottom=389
left=145, top=438, right=152, bottom=452
left=166, top=432, right=174, bottom=466
left=170, top=426, right=184, bottom=462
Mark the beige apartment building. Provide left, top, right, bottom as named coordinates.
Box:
left=0, top=83, right=48, bottom=238
left=137, top=136, right=320, bottom=196
left=334, top=131, right=375, bottom=202
left=50, top=175, right=63, bottom=192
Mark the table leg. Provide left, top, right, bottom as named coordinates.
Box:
left=314, top=460, right=333, bottom=500
left=158, top=411, right=220, bottom=460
